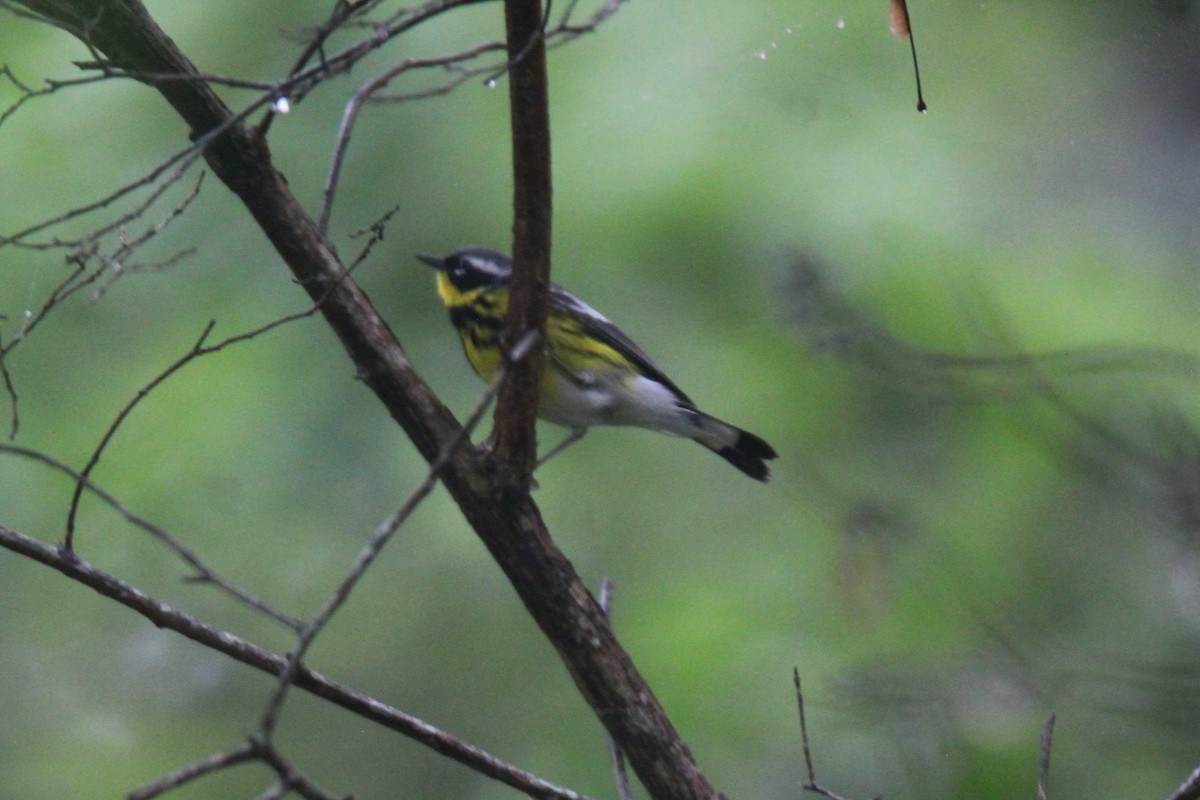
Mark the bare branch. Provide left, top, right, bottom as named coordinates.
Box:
left=551, top=0, right=626, bottom=36
left=127, top=743, right=258, bottom=800
left=279, top=0, right=409, bottom=100
left=0, top=145, right=204, bottom=411
left=0, top=522, right=593, bottom=800
left=0, top=442, right=304, bottom=630
left=1, top=2, right=484, bottom=254
left=269, top=0, right=500, bottom=113
left=345, top=203, right=402, bottom=269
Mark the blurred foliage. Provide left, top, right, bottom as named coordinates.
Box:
left=3, top=1, right=1200, bottom=798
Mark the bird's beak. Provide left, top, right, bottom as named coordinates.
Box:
left=417, top=253, right=445, bottom=270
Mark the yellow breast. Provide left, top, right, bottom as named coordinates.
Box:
left=440, top=278, right=636, bottom=419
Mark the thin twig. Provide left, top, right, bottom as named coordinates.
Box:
left=554, top=0, right=625, bottom=35
left=65, top=299, right=325, bottom=550
left=482, top=0, right=552, bottom=86
left=0, top=442, right=303, bottom=630
left=3, top=262, right=89, bottom=358
left=317, top=41, right=502, bottom=234
left=0, top=137, right=205, bottom=362
left=276, top=0, right=496, bottom=109
left=133, top=738, right=344, bottom=800
left=92, top=171, right=206, bottom=297
left=71, top=61, right=279, bottom=91
left=0, top=64, right=113, bottom=129
left=278, top=0, right=393, bottom=104
left=0, top=330, right=17, bottom=439
left=65, top=319, right=216, bottom=549
left=1037, top=714, right=1055, bottom=800
left=795, top=669, right=862, bottom=800
left=2, top=48, right=312, bottom=255
left=256, top=329, right=540, bottom=740
left=599, top=577, right=635, bottom=800
left=1, top=128, right=205, bottom=249
left=127, top=743, right=258, bottom=800
left=253, top=740, right=345, bottom=800
left=345, top=203, right=402, bottom=272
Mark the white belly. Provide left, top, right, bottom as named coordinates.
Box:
left=539, top=370, right=698, bottom=437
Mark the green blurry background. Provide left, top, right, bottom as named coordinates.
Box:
left=3, top=1, right=1200, bottom=797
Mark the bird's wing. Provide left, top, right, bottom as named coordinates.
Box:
left=548, top=284, right=694, bottom=405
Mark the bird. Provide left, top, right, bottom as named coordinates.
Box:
left=418, top=248, right=778, bottom=481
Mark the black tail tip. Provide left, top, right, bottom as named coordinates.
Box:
left=717, top=430, right=778, bottom=482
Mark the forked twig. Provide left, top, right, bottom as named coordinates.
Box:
left=65, top=302, right=324, bottom=550
left=64, top=319, right=214, bottom=548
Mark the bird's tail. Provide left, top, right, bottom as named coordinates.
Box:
left=692, top=415, right=778, bottom=482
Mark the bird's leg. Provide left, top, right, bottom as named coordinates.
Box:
left=536, top=427, right=587, bottom=469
